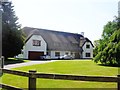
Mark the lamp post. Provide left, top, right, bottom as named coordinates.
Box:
left=0, top=0, right=8, bottom=69
left=0, top=1, right=3, bottom=70
left=118, top=1, right=120, bottom=18
left=0, top=2, right=3, bottom=89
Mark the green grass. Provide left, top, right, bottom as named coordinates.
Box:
left=4, top=58, right=30, bottom=65
left=2, top=60, right=118, bottom=88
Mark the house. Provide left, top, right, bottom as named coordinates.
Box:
left=22, top=27, right=94, bottom=60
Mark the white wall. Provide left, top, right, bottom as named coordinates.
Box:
left=23, top=35, right=47, bottom=59
left=82, top=42, right=93, bottom=58
left=50, top=51, right=75, bottom=59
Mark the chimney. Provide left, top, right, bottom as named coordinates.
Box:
left=0, top=0, right=8, bottom=2
left=0, top=0, right=9, bottom=2
left=81, top=32, right=84, bottom=36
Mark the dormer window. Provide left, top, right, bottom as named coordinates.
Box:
left=33, top=40, right=41, bottom=46
left=86, top=44, right=90, bottom=49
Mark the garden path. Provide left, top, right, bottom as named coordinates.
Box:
left=4, top=60, right=57, bottom=69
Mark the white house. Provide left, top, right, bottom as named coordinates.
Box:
left=22, top=27, right=94, bottom=60
left=23, top=35, right=47, bottom=59
left=81, top=38, right=93, bottom=58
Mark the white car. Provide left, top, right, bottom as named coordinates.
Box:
left=60, top=55, right=73, bottom=60
left=40, top=55, right=51, bottom=60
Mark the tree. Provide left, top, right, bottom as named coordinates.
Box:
left=93, top=19, right=117, bottom=58
left=2, top=2, right=24, bottom=59
left=102, top=21, right=118, bottom=40
left=93, top=40, right=99, bottom=57
left=93, top=17, right=120, bottom=66
left=110, top=29, right=120, bottom=65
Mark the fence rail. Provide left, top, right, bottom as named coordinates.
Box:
left=1, top=68, right=120, bottom=90
left=0, top=84, right=23, bottom=90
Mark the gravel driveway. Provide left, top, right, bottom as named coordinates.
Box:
left=4, top=60, right=57, bottom=69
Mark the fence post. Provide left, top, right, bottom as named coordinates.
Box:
left=118, top=75, right=120, bottom=90
left=1, top=56, right=4, bottom=68
left=29, top=70, right=37, bottom=90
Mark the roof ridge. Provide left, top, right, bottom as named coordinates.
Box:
left=23, top=26, right=82, bottom=36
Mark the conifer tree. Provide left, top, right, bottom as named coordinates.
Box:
left=2, top=2, right=24, bottom=59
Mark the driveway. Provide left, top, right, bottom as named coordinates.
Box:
left=4, top=60, right=57, bottom=69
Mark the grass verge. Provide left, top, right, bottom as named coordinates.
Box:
left=2, top=60, right=118, bottom=88
left=4, top=58, right=30, bottom=65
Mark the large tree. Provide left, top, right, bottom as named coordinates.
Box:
left=2, top=2, right=24, bottom=59
left=93, top=19, right=118, bottom=57
left=93, top=17, right=120, bottom=66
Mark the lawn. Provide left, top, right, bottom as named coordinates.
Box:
left=4, top=58, right=29, bottom=65
left=2, top=60, right=118, bottom=89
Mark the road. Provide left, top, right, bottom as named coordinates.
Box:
left=4, top=60, right=57, bottom=69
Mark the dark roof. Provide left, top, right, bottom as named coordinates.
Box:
left=22, top=27, right=93, bottom=52
left=81, top=38, right=94, bottom=47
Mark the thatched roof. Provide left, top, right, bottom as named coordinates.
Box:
left=22, top=27, right=93, bottom=52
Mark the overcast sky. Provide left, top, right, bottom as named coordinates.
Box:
left=12, top=0, right=119, bottom=42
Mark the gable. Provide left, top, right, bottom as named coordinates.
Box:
left=22, top=27, right=93, bottom=52
left=81, top=38, right=94, bottom=48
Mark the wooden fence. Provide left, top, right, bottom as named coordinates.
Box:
left=0, top=68, right=120, bottom=90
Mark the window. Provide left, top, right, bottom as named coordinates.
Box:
left=65, top=52, right=68, bottom=55
left=47, top=51, right=51, bottom=56
left=86, top=44, right=90, bottom=49
left=33, top=40, right=41, bottom=46
left=55, top=52, right=60, bottom=57
left=86, top=53, right=91, bottom=57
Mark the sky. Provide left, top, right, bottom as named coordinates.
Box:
left=11, top=0, right=119, bottom=43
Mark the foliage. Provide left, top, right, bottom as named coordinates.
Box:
left=2, top=2, right=24, bottom=59
left=93, top=17, right=120, bottom=66
left=93, top=40, right=99, bottom=57
left=102, top=21, right=118, bottom=40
